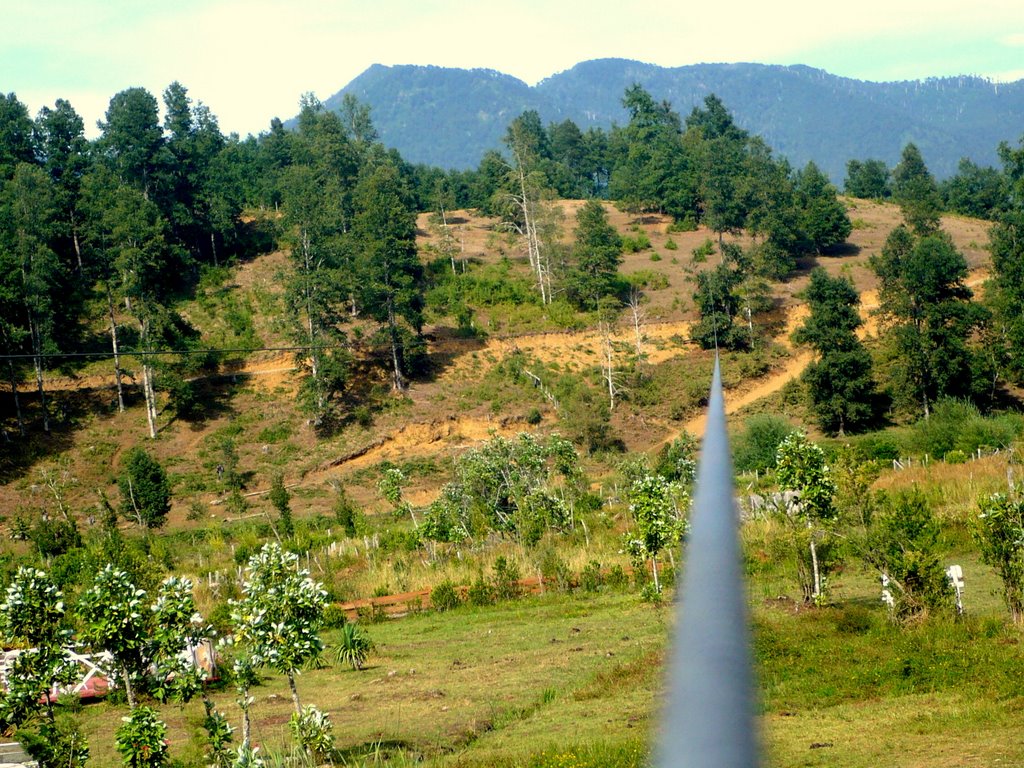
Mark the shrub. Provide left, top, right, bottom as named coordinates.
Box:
left=606, top=565, right=630, bottom=590
left=431, top=581, right=462, bottom=612
left=117, top=448, right=171, bottom=528
left=733, top=414, right=795, bottom=473
left=868, top=490, right=952, bottom=619
left=669, top=213, right=698, bottom=232
left=539, top=548, right=573, bottom=592
left=493, top=557, right=523, bottom=600
left=974, top=487, right=1024, bottom=624
left=334, top=623, right=374, bottom=670
left=622, top=232, right=652, bottom=252
left=944, top=449, right=968, bottom=464
left=115, top=706, right=168, bottom=768
left=639, top=583, right=663, bottom=603
left=467, top=571, right=496, bottom=606
left=289, top=706, right=335, bottom=764
left=690, top=238, right=716, bottom=263
left=580, top=561, right=604, bottom=592
left=833, top=604, right=875, bottom=635
left=322, top=604, right=348, bottom=629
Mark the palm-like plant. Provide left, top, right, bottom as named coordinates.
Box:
left=334, top=623, right=374, bottom=671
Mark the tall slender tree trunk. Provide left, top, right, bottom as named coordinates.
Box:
left=122, top=664, right=137, bottom=709
left=286, top=671, right=302, bottom=716
left=28, top=317, right=50, bottom=434
left=139, top=318, right=157, bottom=439
left=6, top=358, right=24, bottom=437
left=513, top=159, right=548, bottom=304
left=301, top=229, right=325, bottom=417
left=628, top=287, right=645, bottom=361
left=71, top=221, right=83, bottom=274
left=241, top=703, right=252, bottom=748
left=808, top=520, right=821, bottom=601
left=387, top=299, right=405, bottom=391
left=602, top=325, right=616, bottom=410
left=107, top=289, right=125, bottom=412
left=651, top=555, right=660, bottom=593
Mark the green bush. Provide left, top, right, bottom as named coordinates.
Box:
left=493, top=556, right=523, bottom=600
left=431, top=580, right=462, bottom=612
left=626, top=269, right=670, bottom=290
left=833, top=603, right=876, bottom=635
left=580, top=561, right=604, bottom=593
left=944, top=449, right=968, bottom=464
left=606, top=565, right=630, bottom=590
left=852, top=431, right=902, bottom=462
left=322, top=604, right=348, bottom=629
left=539, top=548, right=573, bottom=592
left=467, top=571, right=496, bottom=606
left=733, top=414, right=795, bottom=473
left=669, top=213, right=698, bottom=232
left=690, top=238, right=716, bottom=263
left=907, top=399, right=1023, bottom=459
left=621, top=232, right=652, bottom=253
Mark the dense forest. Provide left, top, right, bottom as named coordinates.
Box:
left=3, top=77, right=1024, bottom=767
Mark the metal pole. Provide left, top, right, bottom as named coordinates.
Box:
left=658, top=357, right=760, bottom=768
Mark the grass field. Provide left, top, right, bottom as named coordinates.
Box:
left=67, top=539, right=1024, bottom=768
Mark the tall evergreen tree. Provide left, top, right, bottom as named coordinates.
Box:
left=566, top=200, right=622, bottom=310
left=844, top=159, right=891, bottom=199
left=97, top=88, right=169, bottom=203
left=691, top=245, right=747, bottom=350
left=351, top=163, right=424, bottom=391
left=80, top=170, right=176, bottom=436
left=688, top=94, right=749, bottom=240
left=794, top=161, right=852, bottom=253
left=0, top=93, right=36, bottom=181
left=34, top=99, right=91, bottom=273
left=0, top=164, right=62, bottom=433
left=892, top=143, right=943, bottom=235
left=870, top=226, right=980, bottom=417
left=279, top=164, right=348, bottom=425
left=792, top=269, right=876, bottom=435
left=987, top=136, right=1024, bottom=383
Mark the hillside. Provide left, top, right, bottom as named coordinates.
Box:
left=0, top=198, right=993, bottom=523
left=328, top=59, right=1024, bottom=179
left=5, top=199, right=1024, bottom=768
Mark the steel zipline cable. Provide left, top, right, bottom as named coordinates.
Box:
left=0, top=344, right=340, bottom=362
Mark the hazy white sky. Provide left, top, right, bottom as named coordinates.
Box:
left=5, top=0, right=1023, bottom=138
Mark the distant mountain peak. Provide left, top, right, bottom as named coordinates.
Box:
left=317, top=60, right=1024, bottom=178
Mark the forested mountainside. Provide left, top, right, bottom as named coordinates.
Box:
left=329, top=59, right=1024, bottom=179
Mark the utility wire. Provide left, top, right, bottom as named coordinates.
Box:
left=0, top=344, right=339, bottom=362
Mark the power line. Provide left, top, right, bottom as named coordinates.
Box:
left=0, top=344, right=337, bottom=362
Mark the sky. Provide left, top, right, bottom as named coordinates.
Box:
left=4, top=0, right=1024, bottom=139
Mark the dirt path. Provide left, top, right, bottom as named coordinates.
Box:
left=1, top=353, right=299, bottom=396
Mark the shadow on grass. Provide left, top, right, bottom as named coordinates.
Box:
left=0, top=388, right=107, bottom=483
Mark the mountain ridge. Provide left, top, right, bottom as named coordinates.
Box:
left=320, top=59, right=1024, bottom=181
